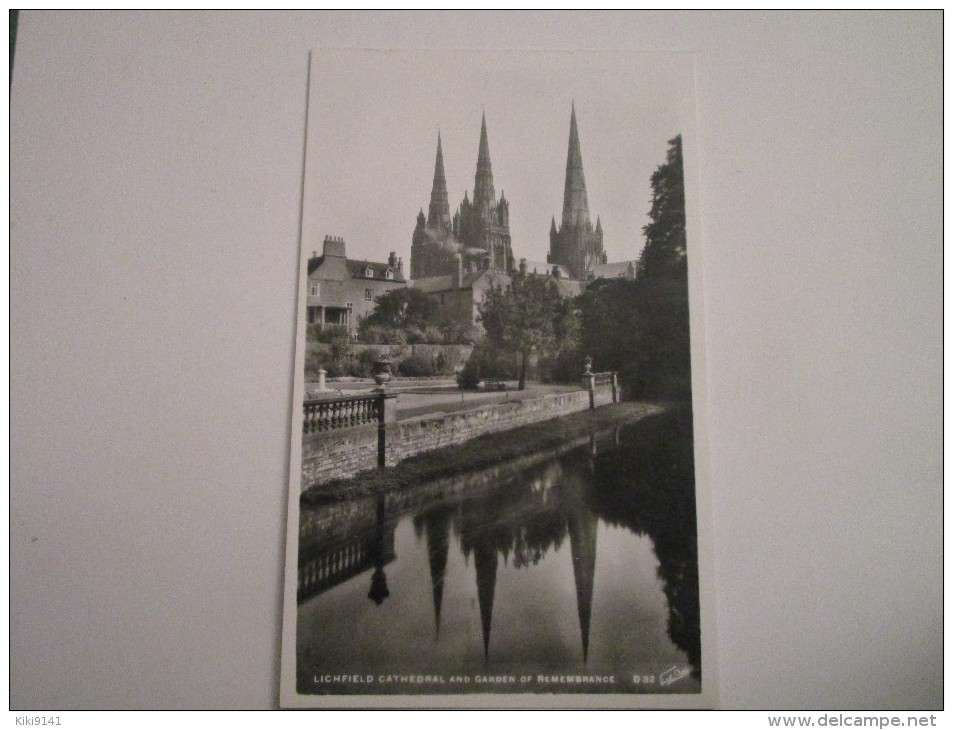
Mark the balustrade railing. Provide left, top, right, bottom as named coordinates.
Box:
left=303, top=393, right=382, bottom=434
left=582, top=369, right=619, bottom=408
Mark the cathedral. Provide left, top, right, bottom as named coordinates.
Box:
left=412, top=105, right=621, bottom=286
left=410, top=114, right=514, bottom=280
left=547, top=103, right=608, bottom=280
left=407, top=106, right=634, bottom=326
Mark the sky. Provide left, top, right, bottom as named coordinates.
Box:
left=301, top=50, right=695, bottom=269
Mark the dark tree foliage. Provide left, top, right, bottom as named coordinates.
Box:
left=361, top=287, right=439, bottom=331
left=640, top=134, right=687, bottom=279
left=577, top=134, right=691, bottom=400
left=634, top=134, right=691, bottom=399
left=478, top=275, right=563, bottom=390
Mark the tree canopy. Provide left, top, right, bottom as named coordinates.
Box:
left=639, top=134, right=687, bottom=279
left=361, top=287, right=439, bottom=331
left=478, top=275, right=564, bottom=389
left=575, top=134, right=691, bottom=400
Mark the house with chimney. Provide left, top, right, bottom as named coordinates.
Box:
left=306, top=235, right=407, bottom=334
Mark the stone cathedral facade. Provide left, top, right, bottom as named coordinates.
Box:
left=547, top=103, right=608, bottom=280
left=410, top=114, right=514, bottom=280
left=404, top=106, right=636, bottom=327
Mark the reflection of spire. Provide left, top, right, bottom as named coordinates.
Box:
left=421, top=507, right=452, bottom=639
left=567, top=505, right=598, bottom=663
left=474, top=542, right=498, bottom=664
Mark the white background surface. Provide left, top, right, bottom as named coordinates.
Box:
left=9, top=11, right=942, bottom=710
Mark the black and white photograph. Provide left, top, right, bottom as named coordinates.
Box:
left=280, top=49, right=714, bottom=709
left=10, top=11, right=941, bottom=716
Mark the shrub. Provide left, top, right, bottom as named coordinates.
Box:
left=539, top=347, right=584, bottom=384
left=353, top=349, right=381, bottom=378
left=358, top=324, right=408, bottom=345
left=397, top=354, right=436, bottom=377
left=307, top=324, right=350, bottom=345
left=456, top=342, right=518, bottom=389
left=456, top=357, right=481, bottom=389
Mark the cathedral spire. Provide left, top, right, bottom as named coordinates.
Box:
left=427, top=132, right=451, bottom=229
left=562, top=102, right=591, bottom=228
left=473, top=112, right=496, bottom=213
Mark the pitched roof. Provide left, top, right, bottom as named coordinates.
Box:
left=345, top=259, right=406, bottom=282
left=308, top=255, right=406, bottom=282
left=591, top=261, right=637, bottom=280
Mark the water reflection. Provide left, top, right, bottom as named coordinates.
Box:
left=297, top=408, right=700, bottom=694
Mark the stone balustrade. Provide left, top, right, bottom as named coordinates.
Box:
left=303, top=393, right=382, bottom=434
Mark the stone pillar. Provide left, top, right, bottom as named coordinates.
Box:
left=582, top=372, right=595, bottom=410
left=611, top=372, right=618, bottom=403
left=377, top=393, right=398, bottom=468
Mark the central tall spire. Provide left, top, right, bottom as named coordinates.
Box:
left=427, top=132, right=451, bottom=229
left=562, top=102, right=590, bottom=228
left=472, top=112, right=496, bottom=213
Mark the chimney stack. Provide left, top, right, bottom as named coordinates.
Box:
left=322, top=235, right=346, bottom=258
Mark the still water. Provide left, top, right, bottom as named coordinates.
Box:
left=297, top=408, right=700, bottom=695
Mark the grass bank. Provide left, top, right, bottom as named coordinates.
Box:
left=301, top=401, right=664, bottom=505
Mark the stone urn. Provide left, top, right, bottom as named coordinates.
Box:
left=372, top=356, right=393, bottom=387
left=583, top=354, right=593, bottom=375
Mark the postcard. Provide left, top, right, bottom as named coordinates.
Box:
left=280, top=49, right=715, bottom=709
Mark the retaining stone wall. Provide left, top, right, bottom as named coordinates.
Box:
left=300, top=386, right=610, bottom=490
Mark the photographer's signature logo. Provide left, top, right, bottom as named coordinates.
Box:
left=659, top=665, right=690, bottom=687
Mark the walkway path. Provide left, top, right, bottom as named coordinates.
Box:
left=305, top=378, right=580, bottom=421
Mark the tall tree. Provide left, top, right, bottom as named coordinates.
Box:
left=574, top=135, right=691, bottom=400
left=634, top=134, right=691, bottom=398
left=478, top=275, right=562, bottom=390
left=639, top=134, right=687, bottom=278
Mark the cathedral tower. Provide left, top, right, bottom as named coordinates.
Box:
left=457, top=113, right=513, bottom=272
left=411, top=133, right=457, bottom=280
left=548, top=104, right=607, bottom=280
left=411, top=116, right=514, bottom=280
left=427, top=132, right=451, bottom=231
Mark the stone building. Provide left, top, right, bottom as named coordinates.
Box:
left=313, top=106, right=636, bottom=334
left=411, top=114, right=514, bottom=280
left=547, top=104, right=608, bottom=281
left=591, top=260, right=638, bottom=280
left=306, top=235, right=407, bottom=334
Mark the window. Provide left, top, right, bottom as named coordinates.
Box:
left=346, top=302, right=353, bottom=309
left=364, top=289, right=373, bottom=302
left=309, top=283, right=320, bottom=298
left=365, top=266, right=374, bottom=278
left=385, top=268, right=394, bottom=280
